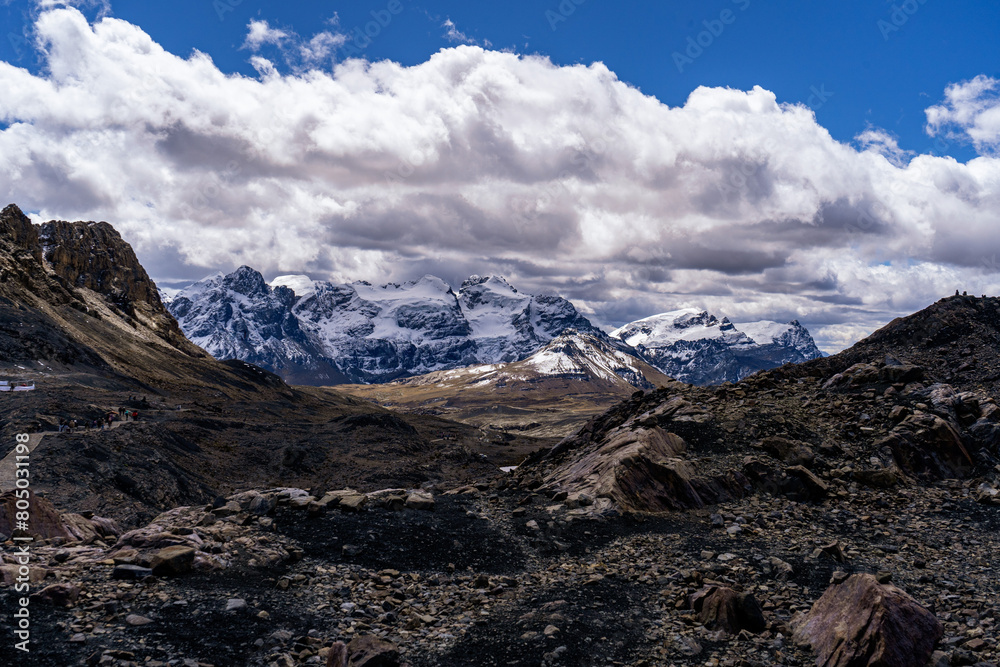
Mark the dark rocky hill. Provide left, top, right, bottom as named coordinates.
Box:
left=515, top=294, right=1000, bottom=514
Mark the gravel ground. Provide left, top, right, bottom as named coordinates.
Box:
left=2, top=481, right=998, bottom=667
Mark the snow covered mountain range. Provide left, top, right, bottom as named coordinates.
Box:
left=166, top=268, right=596, bottom=385
left=166, top=267, right=823, bottom=386
left=610, top=308, right=823, bottom=385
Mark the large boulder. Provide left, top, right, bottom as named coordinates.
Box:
left=0, top=491, right=69, bottom=541
left=760, top=436, right=816, bottom=467
left=793, top=574, right=942, bottom=667
left=149, top=545, right=196, bottom=576
left=784, top=465, right=830, bottom=501
left=690, top=586, right=766, bottom=634
left=542, top=426, right=748, bottom=511
left=345, top=635, right=401, bottom=667
left=880, top=412, right=973, bottom=479
left=404, top=490, right=435, bottom=511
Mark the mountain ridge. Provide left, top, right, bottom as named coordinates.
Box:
left=168, top=267, right=825, bottom=388
left=168, top=266, right=599, bottom=386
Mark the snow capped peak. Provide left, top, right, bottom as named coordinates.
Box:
left=518, top=329, right=661, bottom=388
left=270, top=275, right=317, bottom=298
left=460, top=275, right=517, bottom=294
left=611, top=308, right=823, bottom=384
left=610, top=308, right=740, bottom=347
left=223, top=265, right=268, bottom=296
left=410, top=274, right=453, bottom=293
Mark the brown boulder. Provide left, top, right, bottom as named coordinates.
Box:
left=346, top=635, right=401, bottom=667
left=690, top=586, right=766, bottom=634
left=327, top=641, right=348, bottom=667
left=794, top=573, right=942, bottom=667
left=784, top=465, right=829, bottom=501
left=149, top=545, right=196, bottom=576
left=881, top=412, right=973, bottom=479
left=0, top=491, right=70, bottom=541
left=760, top=436, right=816, bottom=467
left=404, top=490, right=435, bottom=511
left=32, top=583, right=80, bottom=607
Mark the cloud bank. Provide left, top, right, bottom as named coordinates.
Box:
left=2, top=8, right=1000, bottom=352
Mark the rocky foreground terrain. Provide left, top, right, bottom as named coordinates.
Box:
left=2, top=203, right=1000, bottom=667
left=2, top=295, right=999, bottom=666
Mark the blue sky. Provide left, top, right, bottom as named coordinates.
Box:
left=1, top=0, right=999, bottom=351
left=4, top=0, right=996, bottom=160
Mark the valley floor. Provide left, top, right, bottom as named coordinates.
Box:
left=2, top=480, right=997, bottom=666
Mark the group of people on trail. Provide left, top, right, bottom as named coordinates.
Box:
left=56, top=407, right=139, bottom=433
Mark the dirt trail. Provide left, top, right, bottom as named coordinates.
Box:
left=0, top=421, right=126, bottom=492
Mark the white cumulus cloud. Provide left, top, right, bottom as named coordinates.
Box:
left=926, top=75, right=1000, bottom=155
left=1, top=8, right=999, bottom=353
left=242, top=20, right=289, bottom=51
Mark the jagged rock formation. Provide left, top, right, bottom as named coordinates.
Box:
left=611, top=308, right=823, bottom=384
left=169, top=268, right=598, bottom=385
left=166, top=267, right=349, bottom=385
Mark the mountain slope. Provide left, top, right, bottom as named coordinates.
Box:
left=169, top=268, right=598, bottom=385
left=0, top=204, right=549, bottom=526
left=611, top=308, right=823, bottom=384
left=339, top=330, right=677, bottom=438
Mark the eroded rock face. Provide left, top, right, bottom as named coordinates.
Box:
left=880, top=411, right=973, bottom=479
left=39, top=219, right=189, bottom=347
left=793, top=573, right=942, bottom=667
left=0, top=491, right=119, bottom=544
left=541, top=426, right=748, bottom=512
left=345, top=635, right=402, bottom=666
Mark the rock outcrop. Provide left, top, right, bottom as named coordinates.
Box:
left=39, top=218, right=190, bottom=349
left=0, top=491, right=120, bottom=544
left=690, top=585, right=766, bottom=634
left=794, top=574, right=943, bottom=667
left=539, top=406, right=750, bottom=512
